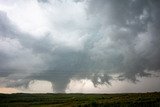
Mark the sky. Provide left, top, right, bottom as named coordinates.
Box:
left=0, top=0, right=160, bottom=93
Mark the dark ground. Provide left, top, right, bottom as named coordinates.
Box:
left=0, top=92, right=160, bottom=107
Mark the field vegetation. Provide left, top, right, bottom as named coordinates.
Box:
left=0, top=92, right=160, bottom=107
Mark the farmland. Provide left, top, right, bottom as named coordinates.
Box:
left=0, top=92, right=160, bottom=107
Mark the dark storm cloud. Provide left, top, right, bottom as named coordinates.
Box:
left=86, top=0, right=160, bottom=81
left=0, top=0, right=160, bottom=92
left=0, top=11, right=18, bottom=38
left=0, top=11, right=45, bottom=88
left=0, top=11, right=17, bottom=78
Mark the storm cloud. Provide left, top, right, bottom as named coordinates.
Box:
left=0, top=0, right=160, bottom=93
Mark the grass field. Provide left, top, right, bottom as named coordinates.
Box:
left=0, top=92, right=160, bottom=107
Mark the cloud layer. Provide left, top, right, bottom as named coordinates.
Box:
left=0, top=0, right=160, bottom=92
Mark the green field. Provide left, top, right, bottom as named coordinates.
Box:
left=0, top=92, right=160, bottom=107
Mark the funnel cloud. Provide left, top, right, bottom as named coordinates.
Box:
left=0, top=0, right=160, bottom=93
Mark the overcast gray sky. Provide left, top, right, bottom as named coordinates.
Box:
left=0, top=0, right=160, bottom=93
